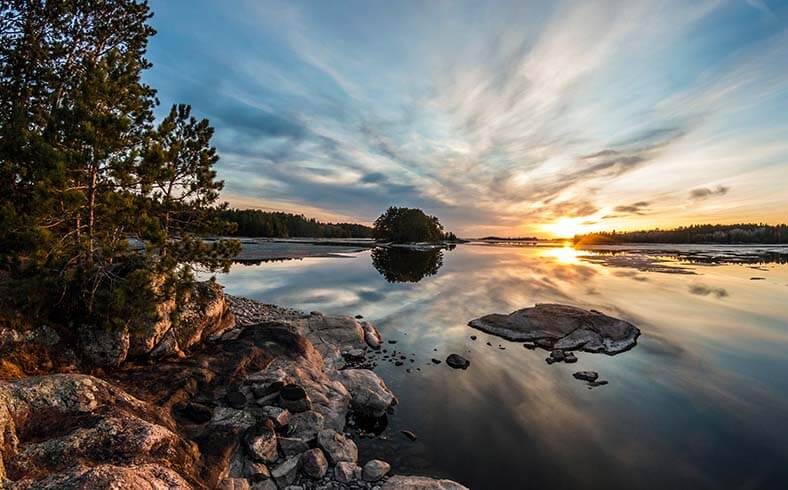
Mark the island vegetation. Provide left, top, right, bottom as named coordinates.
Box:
left=574, top=223, right=788, bottom=245
left=372, top=206, right=456, bottom=243
left=218, top=208, right=374, bottom=238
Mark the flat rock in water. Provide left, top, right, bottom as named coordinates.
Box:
left=468, top=303, right=640, bottom=354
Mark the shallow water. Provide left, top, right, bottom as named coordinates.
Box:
left=215, top=243, right=788, bottom=489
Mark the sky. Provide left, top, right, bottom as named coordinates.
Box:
left=145, top=0, right=788, bottom=238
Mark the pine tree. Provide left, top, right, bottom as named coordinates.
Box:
left=0, top=1, right=238, bottom=330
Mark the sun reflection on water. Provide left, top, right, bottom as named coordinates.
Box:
left=541, top=243, right=582, bottom=264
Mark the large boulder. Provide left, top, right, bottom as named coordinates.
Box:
left=468, top=303, right=640, bottom=354
left=0, top=374, right=199, bottom=487
left=337, top=369, right=396, bottom=417
left=10, top=463, right=193, bottom=489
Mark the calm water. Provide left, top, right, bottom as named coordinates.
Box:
left=215, top=243, right=788, bottom=489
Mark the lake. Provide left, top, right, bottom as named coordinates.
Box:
left=213, top=242, right=788, bottom=489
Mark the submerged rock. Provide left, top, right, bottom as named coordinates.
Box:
left=446, top=354, right=470, bottom=369
left=382, top=475, right=470, bottom=489
left=469, top=303, right=640, bottom=354
left=573, top=371, right=599, bottom=382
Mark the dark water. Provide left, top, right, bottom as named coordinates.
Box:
left=215, top=243, right=788, bottom=489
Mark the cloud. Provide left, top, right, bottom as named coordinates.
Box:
left=689, top=186, right=730, bottom=200
left=144, top=0, right=788, bottom=235
left=613, top=201, right=651, bottom=215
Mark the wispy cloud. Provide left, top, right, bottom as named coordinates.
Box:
left=145, top=0, right=788, bottom=235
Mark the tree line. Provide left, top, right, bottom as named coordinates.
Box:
left=574, top=224, right=788, bottom=245
left=218, top=209, right=374, bottom=238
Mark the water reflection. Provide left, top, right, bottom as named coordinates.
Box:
left=371, top=247, right=445, bottom=283
left=214, top=243, right=788, bottom=489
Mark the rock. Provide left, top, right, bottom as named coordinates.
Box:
left=179, top=401, right=213, bottom=423
left=271, top=456, right=301, bottom=487
left=468, top=303, right=640, bottom=354
left=78, top=326, right=130, bottom=368
left=260, top=405, right=290, bottom=428
left=361, top=321, right=382, bottom=349
left=212, top=407, right=257, bottom=430
left=21, top=463, right=193, bottom=489
left=382, top=475, right=470, bottom=489
left=549, top=350, right=565, bottom=361
left=252, top=380, right=284, bottom=399
left=334, top=461, right=360, bottom=483
left=218, top=477, right=252, bottom=490
left=244, top=460, right=270, bottom=480
left=279, top=383, right=312, bottom=413
left=317, top=429, right=358, bottom=464
left=445, top=354, right=470, bottom=369
left=564, top=352, right=578, bottom=363
left=401, top=430, right=417, bottom=441
left=573, top=371, right=599, bottom=382
left=337, top=369, right=396, bottom=418
left=301, top=448, right=328, bottom=478
left=246, top=428, right=278, bottom=463
left=362, top=459, right=391, bottom=482
left=470, top=335, right=477, bottom=340
left=226, top=388, right=247, bottom=409
left=0, top=374, right=199, bottom=487
left=287, top=410, right=324, bottom=441
left=250, top=479, right=278, bottom=490
left=431, top=358, right=441, bottom=365
left=278, top=436, right=310, bottom=457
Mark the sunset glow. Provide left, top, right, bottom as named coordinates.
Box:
left=146, top=1, right=788, bottom=237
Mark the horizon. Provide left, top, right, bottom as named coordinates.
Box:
left=146, top=1, right=788, bottom=238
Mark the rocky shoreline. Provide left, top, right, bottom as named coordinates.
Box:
left=0, top=283, right=468, bottom=489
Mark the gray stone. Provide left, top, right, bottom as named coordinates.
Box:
left=278, top=436, right=310, bottom=457
left=468, top=303, right=640, bottom=354
left=337, top=369, right=396, bottom=417
left=361, top=321, right=382, bottom=349
left=271, top=456, right=301, bottom=487
left=247, top=428, right=278, bottom=463
left=301, top=448, right=328, bottom=479
left=250, top=479, right=278, bottom=490
left=78, top=326, right=130, bottom=368
left=317, top=429, right=358, bottom=464
left=287, top=410, right=325, bottom=441
left=334, top=462, right=360, bottom=483
left=244, top=460, right=270, bottom=480
left=260, top=405, right=290, bottom=428
left=362, top=459, right=390, bottom=482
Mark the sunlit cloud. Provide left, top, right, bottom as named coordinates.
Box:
left=146, top=0, right=788, bottom=237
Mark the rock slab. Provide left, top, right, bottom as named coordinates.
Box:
left=469, top=303, right=640, bottom=354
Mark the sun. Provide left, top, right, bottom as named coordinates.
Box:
left=541, top=217, right=594, bottom=238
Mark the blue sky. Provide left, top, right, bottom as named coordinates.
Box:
left=145, top=0, right=788, bottom=237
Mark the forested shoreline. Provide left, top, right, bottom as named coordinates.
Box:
left=574, top=224, right=788, bottom=245
left=218, top=209, right=374, bottom=238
